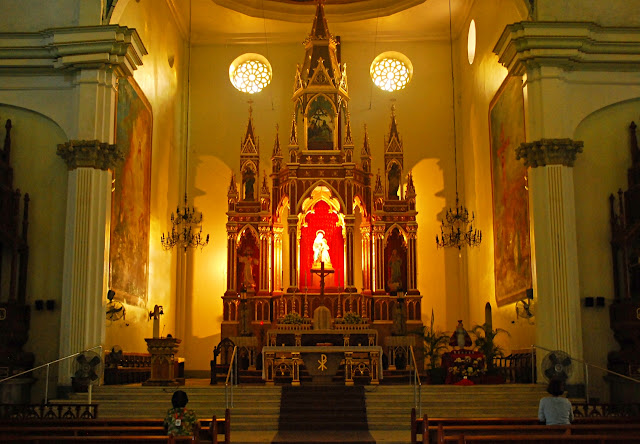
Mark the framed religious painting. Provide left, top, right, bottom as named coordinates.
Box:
left=109, top=77, right=153, bottom=306
left=489, top=75, right=532, bottom=306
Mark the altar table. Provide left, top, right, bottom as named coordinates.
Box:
left=262, top=346, right=382, bottom=386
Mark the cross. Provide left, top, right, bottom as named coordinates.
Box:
left=310, top=261, right=334, bottom=297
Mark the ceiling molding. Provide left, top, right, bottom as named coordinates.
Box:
left=211, top=0, right=427, bottom=23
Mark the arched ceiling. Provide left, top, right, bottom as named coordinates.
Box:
left=170, top=0, right=476, bottom=44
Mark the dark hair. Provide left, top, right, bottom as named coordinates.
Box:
left=547, top=379, right=565, bottom=396
left=171, top=390, right=189, bottom=408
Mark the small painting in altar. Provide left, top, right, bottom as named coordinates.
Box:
left=307, top=95, right=334, bottom=150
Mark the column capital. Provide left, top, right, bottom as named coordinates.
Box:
left=516, top=138, right=583, bottom=168
left=57, top=139, right=123, bottom=170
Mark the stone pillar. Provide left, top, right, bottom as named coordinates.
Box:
left=517, top=139, right=585, bottom=382
left=56, top=141, right=123, bottom=384
left=287, top=217, right=299, bottom=291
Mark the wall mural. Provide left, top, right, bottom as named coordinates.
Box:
left=489, top=75, right=532, bottom=306
left=109, top=77, right=152, bottom=306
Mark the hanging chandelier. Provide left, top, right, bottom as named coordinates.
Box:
left=436, top=0, right=481, bottom=250
left=161, top=0, right=209, bottom=252
left=161, top=193, right=209, bottom=251
left=436, top=193, right=482, bottom=249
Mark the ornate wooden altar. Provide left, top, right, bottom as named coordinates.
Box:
left=608, top=121, right=640, bottom=401
left=220, top=1, right=423, bottom=364
left=0, top=118, right=34, bottom=403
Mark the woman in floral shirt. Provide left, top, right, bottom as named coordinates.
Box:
left=164, top=390, right=198, bottom=436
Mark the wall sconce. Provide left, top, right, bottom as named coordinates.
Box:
left=35, top=300, right=44, bottom=311
left=596, top=297, right=605, bottom=307
left=46, top=300, right=55, bottom=311
left=585, top=297, right=594, bottom=307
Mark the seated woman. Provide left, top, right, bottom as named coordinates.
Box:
left=164, top=390, right=198, bottom=436
left=538, top=379, right=574, bottom=425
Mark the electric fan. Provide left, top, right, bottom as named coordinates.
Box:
left=541, top=350, right=573, bottom=382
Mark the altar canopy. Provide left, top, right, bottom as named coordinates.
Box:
left=221, top=1, right=423, bottom=348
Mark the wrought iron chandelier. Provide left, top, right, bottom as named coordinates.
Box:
left=161, top=193, right=209, bottom=251
left=161, top=0, right=209, bottom=252
left=436, top=0, right=481, bottom=250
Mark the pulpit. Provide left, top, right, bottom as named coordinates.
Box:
left=142, top=337, right=181, bottom=386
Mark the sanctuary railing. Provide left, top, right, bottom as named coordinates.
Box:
left=224, top=345, right=238, bottom=409
left=0, top=345, right=103, bottom=405
left=532, top=344, right=640, bottom=404
left=409, top=345, right=422, bottom=417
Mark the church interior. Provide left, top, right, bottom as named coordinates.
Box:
left=1, top=0, right=640, bottom=415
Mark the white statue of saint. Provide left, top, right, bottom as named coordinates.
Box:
left=312, top=230, right=331, bottom=266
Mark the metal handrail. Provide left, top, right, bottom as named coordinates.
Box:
left=224, top=346, right=238, bottom=409
left=531, top=344, right=640, bottom=404
left=409, top=345, right=422, bottom=417
left=0, top=345, right=103, bottom=404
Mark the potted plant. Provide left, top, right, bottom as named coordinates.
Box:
left=280, top=312, right=304, bottom=325
left=412, top=310, right=449, bottom=384
left=471, top=322, right=510, bottom=379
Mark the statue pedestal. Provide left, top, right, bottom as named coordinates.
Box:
left=142, top=337, right=181, bottom=386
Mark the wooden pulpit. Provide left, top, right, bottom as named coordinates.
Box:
left=142, top=337, right=181, bottom=386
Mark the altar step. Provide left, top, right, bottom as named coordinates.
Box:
left=365, top=384, right=549, bottom=430
left=61, top=381, right=549, bottom=433
left=272, top=385, right=376, bottom=444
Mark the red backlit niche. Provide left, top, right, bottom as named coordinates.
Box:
left=299, top=200, right=344, bottom=291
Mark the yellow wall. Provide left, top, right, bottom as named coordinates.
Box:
left=457, top=0, right=533, bottom=351
left=104, top=0, right=186, bottom=354
left=573, top=98, right=640, bottom=398
left=0, top=104, right=68, bottom=401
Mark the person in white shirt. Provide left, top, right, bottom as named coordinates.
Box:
left=538, top=379, right=574, bottom=425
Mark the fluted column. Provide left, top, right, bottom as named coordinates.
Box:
left=287, top=217, right=299, bottom=291
left=517, top=139, right=585, bottom=381
left=56, top=142, right=122, bottom=383
left=273, top=225, right=283, bottom=293
left=226, top=225, right=238, bottom=294
left=372, top=224, right=386, bottom=293
left=259, top=226, right=272, bottom=294
left=345, top=217, right=355, bottom=291
left=360, top=225, right=372, bottom=292
left=407, top=224, right=418, bottom=293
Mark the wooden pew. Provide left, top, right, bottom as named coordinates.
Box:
left=436, top=423, right=640, bottom=443
left=411, top=408, right=640, bottom=444
left=0, top=436, right=197, bottom=443
left=443, top=434, right=640, bottom=443
left=0, top=410, right=231, bottom=443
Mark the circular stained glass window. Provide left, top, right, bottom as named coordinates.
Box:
left=370, top=52, right=413, bottom=92
left=229, top=53, right=272, bottom=94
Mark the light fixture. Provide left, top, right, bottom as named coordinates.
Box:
left=161, top=0, right=209, bottom=252
left=229, top=53, right=272, bottom=94
left=436, top=0, right=482, bottom=250
left=467, top=19, right=476, bottom=65
left=370, top=51, right=413, bottom=92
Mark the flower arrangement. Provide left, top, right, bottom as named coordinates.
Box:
left=280, top=312, right=304, bottom=324
left=448, top=356, right=486, bottom=378
left=342, top=311, right=364, bottom=324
